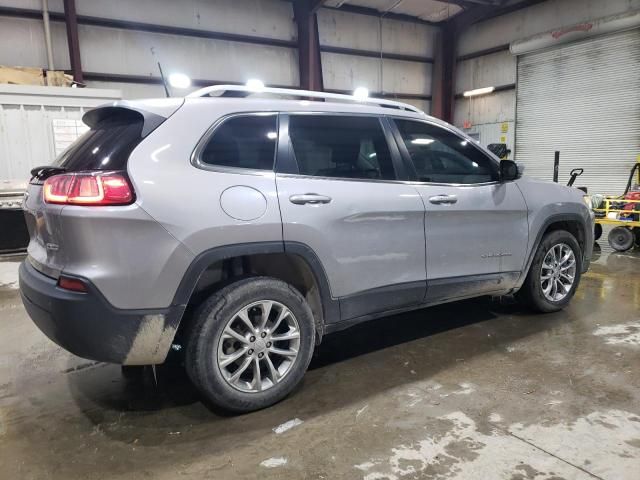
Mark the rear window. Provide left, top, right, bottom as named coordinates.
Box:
left=53, top=109, right=144, bottom=171
left=199, top=114, right=278, bottom=171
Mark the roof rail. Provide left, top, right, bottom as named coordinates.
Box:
left=186, top=84, right=423, bottom=113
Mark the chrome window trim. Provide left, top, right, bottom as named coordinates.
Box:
left=388, top=115, right=502, bottom=187
left=190, top=111, right=279, bottom=176
left=276, top=172, right=500, bottom=187
left=189, top=110, right=503, bottom=187
left=403, top=180, right=501, bottom=187
left=276, top=172, right=401, bottom=185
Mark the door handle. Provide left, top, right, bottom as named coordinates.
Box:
left=429, top=194, right=458, bottom=205
left=289, top=193, right=332, bottom=205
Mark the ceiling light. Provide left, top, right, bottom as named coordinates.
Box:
left=246, top=78, right=265, bottom=92
left=463, top=86, right=495, bottom=97
left=411, top=138, right=435, bottom=145
left=168, top=73, right=191, bottom=89
left=353, top=87, right=369, bottom=100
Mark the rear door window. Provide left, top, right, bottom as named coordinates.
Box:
left=199, top=114, right=278, bottom=171
left=288, top=115, right=396, bottom=181
left=54, top=109, right=144, bottom=171
left=394, top=119, right=499, bottom=184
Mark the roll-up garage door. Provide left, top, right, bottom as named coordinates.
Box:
left=515, top=28, right=640, bottom=194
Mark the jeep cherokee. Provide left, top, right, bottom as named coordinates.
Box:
left=19, top=86, right=594, bottom=412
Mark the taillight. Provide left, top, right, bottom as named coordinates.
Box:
left=43, top=171, right=134, bottom=206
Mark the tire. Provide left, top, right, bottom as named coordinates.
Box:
left=593, top=223, right=602, bottom=241
left=185, top=277, right=315, bottom=413
left=517, top=230, right=582, bottom=313
left=608, top=226, right=634, bottom=252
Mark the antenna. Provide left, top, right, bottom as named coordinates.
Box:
left=150, top=47, right=170, bottom=98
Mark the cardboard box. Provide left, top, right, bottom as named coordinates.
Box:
left=0, top=65, right=45, bottom=85
left=45, top=70, right=74, bottom=87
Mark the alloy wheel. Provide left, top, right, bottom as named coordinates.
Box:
left=216, top=300, right=301, bottom=393
left=540, top=243, right=576, bottom=302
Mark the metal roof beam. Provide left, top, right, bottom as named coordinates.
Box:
left=436, top=0, right=502, bottom=8
left=309, top=0, right=328, bottom=13
left=293, top=0, right=324, bottom=91
left=62, top=0, right=83, bottom=83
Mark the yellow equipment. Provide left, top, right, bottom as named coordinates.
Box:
left=592, top=157, right=640, bottom=251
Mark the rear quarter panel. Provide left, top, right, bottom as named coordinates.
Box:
left=23, top=184, right=66, bottom=277
left=126, top=100, right=284, bottom=306
left=59, top=204, right=194, bottom=310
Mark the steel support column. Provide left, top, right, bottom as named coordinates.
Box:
left=63, top=0, right=83, bottom=83
left=293, top=0, right=323, bottom=91
left=431, top=22, right=456, bottom=122
left=432, top=0, right=549, bottom=122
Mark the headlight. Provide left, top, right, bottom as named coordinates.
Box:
left=583, top=195, right=592, bottom=209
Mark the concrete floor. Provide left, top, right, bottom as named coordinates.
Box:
left=1, top=241, right=639, bottom=480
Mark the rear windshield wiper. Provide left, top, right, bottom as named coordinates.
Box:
left=30, top=166, right=66, bottom=182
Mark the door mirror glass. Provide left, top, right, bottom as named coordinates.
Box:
left=500, top=160, right=520, bottom=181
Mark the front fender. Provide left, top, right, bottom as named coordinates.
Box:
left=515, top=179, right=593, bottom=287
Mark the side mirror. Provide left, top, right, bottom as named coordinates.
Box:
left=500, top=160, right=520, bottom=181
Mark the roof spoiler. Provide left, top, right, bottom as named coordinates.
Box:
left=83, top=98, right=185, bottom=137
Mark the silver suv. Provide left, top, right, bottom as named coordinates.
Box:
left=19, top=86, right=593, bottom=412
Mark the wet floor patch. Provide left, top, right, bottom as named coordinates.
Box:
left=353, top=411, right=590, bottom=480
left=0, top=262, right=20, bottom=290
left=0, top=409, right=5, bottom=437
left=510, top=409, right=640, bottom=479
left=260, top=457, right=287, bottom=468
left=273, top=418, right=303, bottom=434
left=593, top=322, right=640, bottom=346
left=1, top=247, right=639, bottom=479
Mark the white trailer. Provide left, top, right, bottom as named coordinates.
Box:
left=0, top=85, right=121, bottom=252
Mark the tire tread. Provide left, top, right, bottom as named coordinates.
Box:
left=184, top=276, right=315, bottom=413
left=517, top=230, right=582, bottom=313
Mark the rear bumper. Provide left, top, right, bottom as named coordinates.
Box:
left=19, top=260, right=183, bottom=365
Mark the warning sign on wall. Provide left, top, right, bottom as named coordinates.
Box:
left=501, top=122, right=509, bottom=133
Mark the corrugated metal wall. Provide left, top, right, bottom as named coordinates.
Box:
left=317, top=9, right=434, bottom=113
left=0, top=0, right=435, bottom=104
left=0, top=0, right=436, bottom=182
left=0, top=104, right=85, bottom=180
left=515, top=29, right=640, bottom=193
left=454, top=0, right=640, bottom=156
left=0, top=0, right=299, bottom=98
